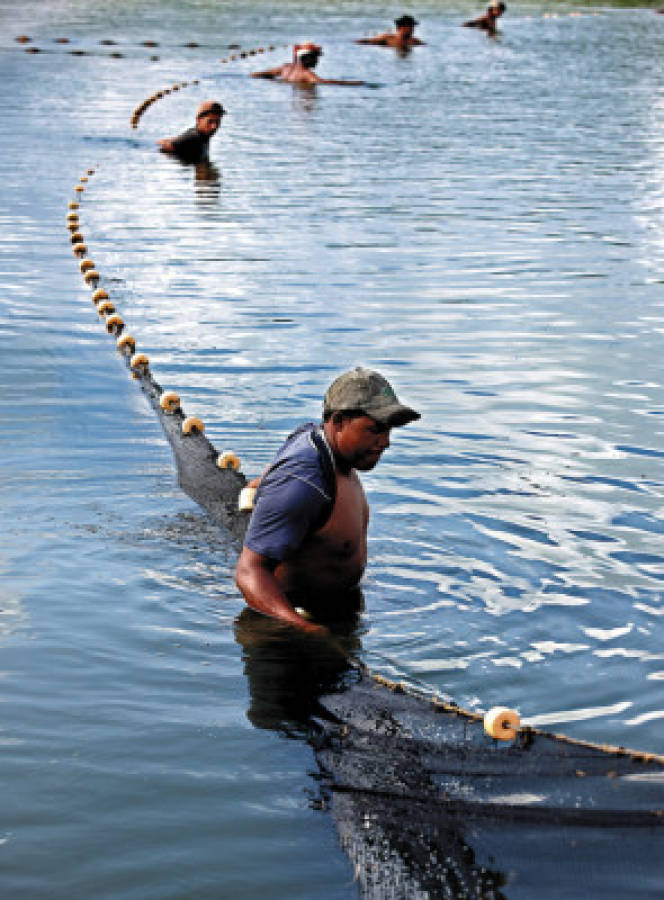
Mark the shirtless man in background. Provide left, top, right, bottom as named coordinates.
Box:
left=235, top=368, right=420, bottom=634
left=251, top=42, right=363, bottom=86
left=355, top=15, right=425, bottom=50
left=463, top=3, right=506, bottom=35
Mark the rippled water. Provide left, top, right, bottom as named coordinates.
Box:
left=1, top=1, right=664, bottom=896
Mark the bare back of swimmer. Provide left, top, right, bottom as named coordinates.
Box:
left=251, top=42, right=364, bottom=86
left=355, top=14, right=425, bottom=49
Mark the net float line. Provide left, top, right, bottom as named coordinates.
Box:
left=130, top=80, right=199, bottom=129
left=17, top=36, right=161, bottom=59
left=130, top=42, right=287, bottom=128
left=368, top=669, right=664, bottom=766
left=17, top=34, right=275, bottom=52
left=66, top=166, right=248, bottom=539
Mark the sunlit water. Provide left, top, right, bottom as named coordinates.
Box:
left=1, top=1, right=663, bottom=896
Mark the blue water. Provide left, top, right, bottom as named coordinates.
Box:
left=1, top=1, right=664, bottom=896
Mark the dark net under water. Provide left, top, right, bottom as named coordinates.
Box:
left=236, top=608, right=664, bottom=900
left=132, top=365, right=250, bottom=543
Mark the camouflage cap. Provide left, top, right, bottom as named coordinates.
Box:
left=323, top=367, right=420, bottom=428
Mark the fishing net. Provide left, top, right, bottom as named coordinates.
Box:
left=141, top=360, right=664, bottom=897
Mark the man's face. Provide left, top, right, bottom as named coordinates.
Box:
left=335, top=414, right=391, bottom=471
left=197, top=113, right=221, bottom=136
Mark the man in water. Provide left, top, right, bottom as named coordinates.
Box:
left=235, top=368, right=420, bottom=634
left=251, top=42, right=363, bottom=85
left=355, top=14, right=425, bottom=49
left=158, top=100, right=225, bottom=164
left=463, top=3, right=506, bottom=35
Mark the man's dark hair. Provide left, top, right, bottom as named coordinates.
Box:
left=196, top=101, right=224, bottom=120
left=395, top=14, right=418, bottom=28
left=298, top=49, right=320, bottom=68
left=394, top=16, right=417, bottom=28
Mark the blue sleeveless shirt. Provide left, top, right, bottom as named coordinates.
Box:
left=244, top=423, right=336, bottom=563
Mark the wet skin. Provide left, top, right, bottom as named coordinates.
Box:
left=235, top=414, right=391, bottom=634
left=463, top=5, right=504, bottom=34
left=355, top=25, right=425, bottom=49
left=157, top=112, right=221, bottom=153
left=251, top=51, right=363, bottom=86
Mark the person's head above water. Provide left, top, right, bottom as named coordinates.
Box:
left=395, top=14, right=418, bottom=30
left=489, top=2, right=506, bottom=15
left=195, top=99, right=225, bottom=136
left=323, top=367, right=420, bottom=429
left=158, top=99, right=225, bottom=160
left=354, top=14, right=424, bottom=47
left=294, top=41, right=322, bottom=68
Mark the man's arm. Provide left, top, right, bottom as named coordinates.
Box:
left=317, top=78, right=364, bottom=86
left=354, top=34, right=390, bottom=45
left=250, top=65, right=285, bottom=79
left=158, top=128, right=205, bottom=160
left=235, top=546, right=327, bottom=634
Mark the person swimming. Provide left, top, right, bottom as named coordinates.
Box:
left=251, top=42, right=363, bottom=86
left=354, top=14, right=425, bottom=49
left=463, top=2, right=506, bottom=36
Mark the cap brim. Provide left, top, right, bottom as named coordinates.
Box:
left=370, top=404, right=421, bottom=428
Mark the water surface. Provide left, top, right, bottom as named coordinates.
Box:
left=1, top=1, right=664, bottom=896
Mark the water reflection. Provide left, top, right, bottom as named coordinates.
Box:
left=194, top=160, right=221, bottom=205
left=234, top=605, right=362, bottom=736
left=235, top=605, right=664, bottom=898
left=234, top=607, right=509, bottom=896
left=288, top=83, right=319, bottom=115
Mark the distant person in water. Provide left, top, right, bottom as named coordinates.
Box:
left=463, top=3, right=506, bottom=35
left=355, top=14, right=425, bottom=49
left=251, top=42, right=363, bottom=85
left=158, top=100, right=225, bottom=163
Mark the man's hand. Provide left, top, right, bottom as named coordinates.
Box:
left=235, top=546, right=325, bottom=633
